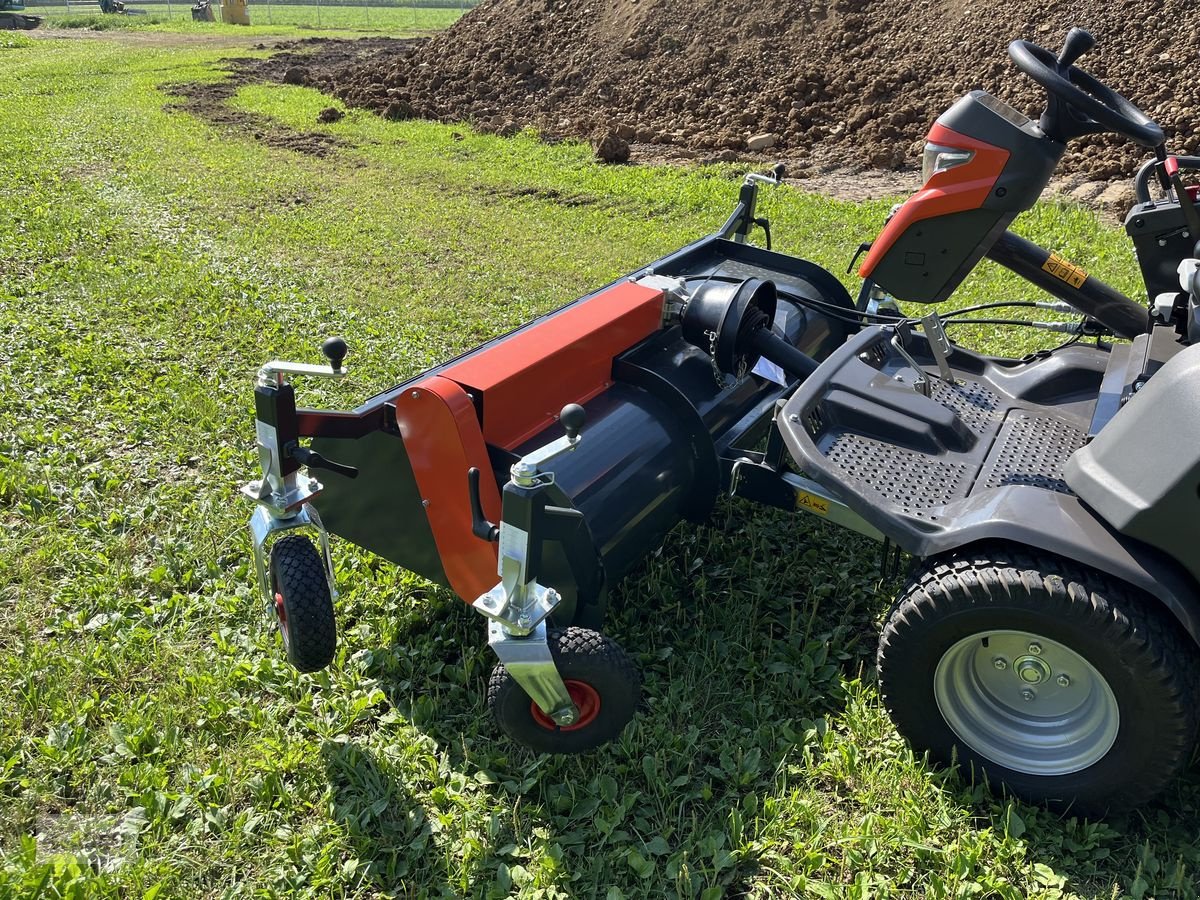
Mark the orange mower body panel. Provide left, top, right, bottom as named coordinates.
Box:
left=397, top=281, right=666, bottom=601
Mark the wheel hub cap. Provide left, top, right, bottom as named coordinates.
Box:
left=934, top=630, right=1119, bottom=776
left=1015, top=656, right=1051, bottom=684
left=530, top=680, right=601, bottom=732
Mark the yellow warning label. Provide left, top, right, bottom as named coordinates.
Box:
left=1041, top=252, right=1089, bottom=288
left=796, top=491, right=830, bottom=516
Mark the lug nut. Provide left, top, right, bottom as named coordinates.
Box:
left=1057, top=674, right=1071, bottom=688
left=1021, top=689, right=1036, bottom=702
left=993, top=657, right=1008, bottom=670
left=1028, top=642, right=1042, bottom=655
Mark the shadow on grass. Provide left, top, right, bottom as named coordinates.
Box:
left=321, top=739, right=455, bottom=896
left=336, top=499, right=879, bottom=895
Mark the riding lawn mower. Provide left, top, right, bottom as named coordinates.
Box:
left=241, top=29, right=1200, bottom=815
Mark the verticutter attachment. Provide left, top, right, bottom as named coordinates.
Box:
left=681, top=277, right=818, bottom=380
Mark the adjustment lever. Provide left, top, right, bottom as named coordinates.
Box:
left=288, top=443, right=360, bottom=479
left=467, top=467, right=499, bottom=542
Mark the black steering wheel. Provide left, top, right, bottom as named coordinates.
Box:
left=1008, top=29, right=1164, bottom=148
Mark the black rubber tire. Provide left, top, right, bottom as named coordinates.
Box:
left=878, top=546, right=1200, bottom=815
left=487, top=627, right=640, bottom=754
left=269, top=534, right=337, bottom=673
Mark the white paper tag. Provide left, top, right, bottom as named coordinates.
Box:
left=752, top=355, right=787, bottom=386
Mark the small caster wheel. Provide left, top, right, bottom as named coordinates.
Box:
left=878, top=546, right=1200, bottom=815
left=487, top=626, right=640, bottom=753
left=269, top=534, right=336, bottom=673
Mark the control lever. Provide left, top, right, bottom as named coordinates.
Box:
left=514, top=403, right=587, bottom=480
left=257, top=337, right=351, bottom=386
left=467, top=467, right=499, bottom=542
left=288, top=443, right=360, bottom=479
left=890, top=322, right=932, bottom=397
left=559, top=402, right=585, bottom=440
left=321, top=336, right=348, bottom=372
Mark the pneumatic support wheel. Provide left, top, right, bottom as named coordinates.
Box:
left=269, top=534, right=337, bottom=673
left=487, top=627, right=640, bottom=754
left=878, top=547, right=1200, bottom=815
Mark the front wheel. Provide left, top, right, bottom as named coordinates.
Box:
left=487, top=627, right=640, bottom=753
left=269, top=534, right=337, bottom=673
left=878, top=547, right=1200, bottom=814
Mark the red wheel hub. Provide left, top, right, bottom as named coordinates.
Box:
left=274, top=591, right=289, bottom=636
left=530, top=680, right=601, bottom=731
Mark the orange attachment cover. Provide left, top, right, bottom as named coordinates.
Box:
left=858, top=124, right=1010, bottom=279
left=392, top=375, right=501, bottom=602
left=440, top=281, right=666, bottom=449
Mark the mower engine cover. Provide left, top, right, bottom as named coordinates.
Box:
left=859, top=91, right=1062, bottom=302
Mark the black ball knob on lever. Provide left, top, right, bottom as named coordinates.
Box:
left=559, top=403, right=586, bottom=442
left=321, top=336, right=348, bottom=372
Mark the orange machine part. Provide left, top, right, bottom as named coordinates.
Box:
left=392, top=375, right=501, bottom=602
left=859, top=124, right=1011, bottom=279
left=440, top=281, right=666, bottom=449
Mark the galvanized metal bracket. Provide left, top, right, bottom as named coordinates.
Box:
left=487, top=620, right=578, bottom=727
left=920, top=312, right=956, bottom=383
left=247, top=501, right=338, bottom=614
left=890, top=324, right=932, bottom=397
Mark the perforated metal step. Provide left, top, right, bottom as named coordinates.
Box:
left=778, top=325, right=1105, bottom=553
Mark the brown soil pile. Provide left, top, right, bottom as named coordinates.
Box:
left=298, top=0, right=1198, bottom=178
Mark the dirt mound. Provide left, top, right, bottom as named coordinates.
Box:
left=295, top=1, right=1198, bottom=179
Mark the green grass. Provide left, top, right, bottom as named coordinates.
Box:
left=2, top=30, right=1198, bottom=900
left=33, top=4, right=464, bottom=33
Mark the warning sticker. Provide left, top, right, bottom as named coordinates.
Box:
left=1041, top=253, right=1088, bottom=288
left=796, top=491, right=830, bottom=516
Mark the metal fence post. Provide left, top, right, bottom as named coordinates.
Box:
left=316, top=0, right=320, bottom=27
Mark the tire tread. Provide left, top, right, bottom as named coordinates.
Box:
left=878, top=544, right=1200, bottom=812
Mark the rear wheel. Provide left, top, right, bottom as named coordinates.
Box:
left=878, top=547, right=1200, bottom=814
left=488, top=627, right=640, bottom=753
left=269, top=534, right=336, bottom=673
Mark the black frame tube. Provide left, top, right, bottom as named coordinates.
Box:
left=985, top=230, right=1147, bottom=339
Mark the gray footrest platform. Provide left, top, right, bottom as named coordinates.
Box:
left=778, top=326, right=1106, bottom=553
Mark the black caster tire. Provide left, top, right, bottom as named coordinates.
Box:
left=878, top=546, right=1200, bottom=815
left=269, top=534, right=337, bottom=673
left=487, top=627, right=640, bottom=754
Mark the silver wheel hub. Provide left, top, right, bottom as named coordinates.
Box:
left=934, top=630, right=1119, bottom=776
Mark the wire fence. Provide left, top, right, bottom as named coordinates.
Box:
left=26, top=0, right=476, bottom=30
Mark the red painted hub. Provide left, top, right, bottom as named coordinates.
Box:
left=274, top=591, right=289, bottom=637
left=530, top=680, right=601, bottom=732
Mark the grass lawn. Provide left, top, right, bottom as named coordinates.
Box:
left=30, top=4, right=464, bottom=33
left=1, top=25, right=1198, bottom=900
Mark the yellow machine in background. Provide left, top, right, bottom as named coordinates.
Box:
left=220, top=0, right=248, bottom=24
